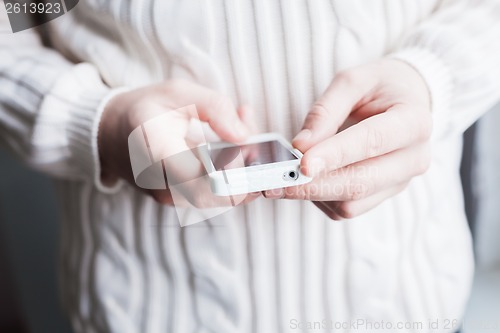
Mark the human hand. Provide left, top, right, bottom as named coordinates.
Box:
left=98, top=79, right=260, bottom=206
left=268, top=59, right=433, bottom=220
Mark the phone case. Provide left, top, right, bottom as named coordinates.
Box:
left=198, top=133, right=312, bottom=196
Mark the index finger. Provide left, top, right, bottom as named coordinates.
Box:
left=167, top=80, right=250, bottom=143
left=292, top=70, right=379, bottom=152
left=300, top=104, right=432, bottom=177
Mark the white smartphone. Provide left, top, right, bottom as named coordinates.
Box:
left=198, top=133, right=312, bottom=196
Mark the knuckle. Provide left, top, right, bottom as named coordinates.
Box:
left=328, top=146, right=346, bottom=170
left=306, top=103, right=330, bottom=123
left=415, top=158, right=431, bottom=175
left=316, top=202, right=342, bottom=220
left=191, top=197, right=204, bottom=208
left=152, top=194, right=163, bottom=204
left=346, top=179, right=371, bottom=201
left=191, top=193, right=210, bottom=208
left=415, top=110, right=433, bottom=142
left=152, top=191, right=171, bottom=205
left=365, top=126, right=385, bottom=158
left=335, top=70, right=359, bottom=87
left=413, top=146, right=432, bottom=175
left=295, top=183, right=323, bottom=200
left=298, top=185, right=313, bottom=200
left=326, top=210, right=341, bottom=220
left=283, top=187, right=296, bottom=199
left=126, top=107, right=142, bottom=128
left=335, top=202, right=359, bottom=219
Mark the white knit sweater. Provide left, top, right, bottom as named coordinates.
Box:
left=2, top=1, right=500, bottom=332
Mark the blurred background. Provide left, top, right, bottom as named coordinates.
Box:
left=0, top=103, right=499, bottom=333
left=0, top=149, right=72, bottom=332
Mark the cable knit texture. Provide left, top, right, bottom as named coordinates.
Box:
left=1, top=1, right=500, bottom=332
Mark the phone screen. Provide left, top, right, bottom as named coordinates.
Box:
left=209, top=140, right=298, bottom=171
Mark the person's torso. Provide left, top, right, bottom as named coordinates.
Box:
left=51, top=2, right=474, bottom=332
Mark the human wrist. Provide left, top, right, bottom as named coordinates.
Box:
left=381, top=57, right=432, bottom=110
left=97, top=88, right=130, bottom=188
left=388, top=48, right=453, bottom=114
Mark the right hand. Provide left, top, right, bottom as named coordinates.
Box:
left=98, top=79, right=259, bottom=206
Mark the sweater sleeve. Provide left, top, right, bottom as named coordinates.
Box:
left=0, top=8, right=124, bottom=193
left=389, top=0, right=500, bottom=140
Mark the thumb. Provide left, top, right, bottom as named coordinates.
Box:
left=292, top=70, right=377, bottom=152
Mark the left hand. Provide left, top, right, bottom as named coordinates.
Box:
left=99, top=79, right=260, bottom=208
left=265, top=59, right=433, bottom=220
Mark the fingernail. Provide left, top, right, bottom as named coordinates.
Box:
left=293, top=129, right=312, bottom=143
left=305, top=157, right=325, bottom=177
left=264, top=188, right=285, bottom=199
